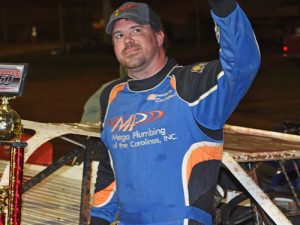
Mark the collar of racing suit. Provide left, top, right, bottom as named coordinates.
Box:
left=127, top=58, right=177, bottom=91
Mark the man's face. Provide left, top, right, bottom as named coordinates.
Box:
left=112, top=19, right=164, bottom=72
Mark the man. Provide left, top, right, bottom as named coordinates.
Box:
left=90, top=0, right=260, bottom=225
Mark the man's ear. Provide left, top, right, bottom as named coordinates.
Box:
left=156, top=31, right=165, bottom=48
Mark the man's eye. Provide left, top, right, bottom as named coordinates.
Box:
left=113, top=33, right=124, bottom=40
left=131, top=28, right=142, bottom=35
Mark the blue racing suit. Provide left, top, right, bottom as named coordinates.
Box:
left=90, top=2, right=260, bottom=225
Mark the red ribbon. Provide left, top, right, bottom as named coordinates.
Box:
left=8, top=146, right=24, bottom=225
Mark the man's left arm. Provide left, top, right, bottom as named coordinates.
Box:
left=194, top=0, right=261, bottom=130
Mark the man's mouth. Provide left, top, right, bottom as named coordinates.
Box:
left=122, top=45, right=140, bottom=57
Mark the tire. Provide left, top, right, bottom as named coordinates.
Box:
left=221, top=188, right=300, bottom=225
left=221, top=193, right=275, bottom=225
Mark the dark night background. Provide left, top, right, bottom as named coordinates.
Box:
left=0, top=2, right=298, bottom=223
left=0, top=0, right=300, bottom=131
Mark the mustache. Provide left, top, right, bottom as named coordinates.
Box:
left=122, top=44, right=140, bottom=55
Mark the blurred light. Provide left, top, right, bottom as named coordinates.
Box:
left=282, top=45, right=289, bottom=53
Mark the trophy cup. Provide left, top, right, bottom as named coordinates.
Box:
left=0, top=64, right=28, bottom=225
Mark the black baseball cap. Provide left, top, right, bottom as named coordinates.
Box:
left=106, top=2, right=162, bottom=35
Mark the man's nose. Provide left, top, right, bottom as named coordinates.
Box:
left=124, top=33, right=135, bottom=44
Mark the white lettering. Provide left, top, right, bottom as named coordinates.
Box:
left=112, top=134, right=130, bottom=142
left=130, top=138, right=161, bottom=147
left=163, top=134, right=177, bottom=141
left=132, top=128, right=166, bottom=139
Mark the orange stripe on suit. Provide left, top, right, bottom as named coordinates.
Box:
left=92, top=181, right=116, bottom=207
left=109, top=83, right=125, bottom=104
left=186, top=146, right=223, bottom=183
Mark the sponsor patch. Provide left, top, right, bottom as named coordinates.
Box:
left=191, top=63, right=207, bottom=73
left=114, top=10, right=119, bottom=17
left=147, top=94, right=157, bottom=101
left=108, top=110, right=164, bottom=132
left=115, top=3, right=138, bottom=17
left=147, top=90, right=175, bottom=102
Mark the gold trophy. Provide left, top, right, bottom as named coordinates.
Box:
left=0, top=64, right=28, bottom=225
left=0, top=97, right=22, bottom=140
